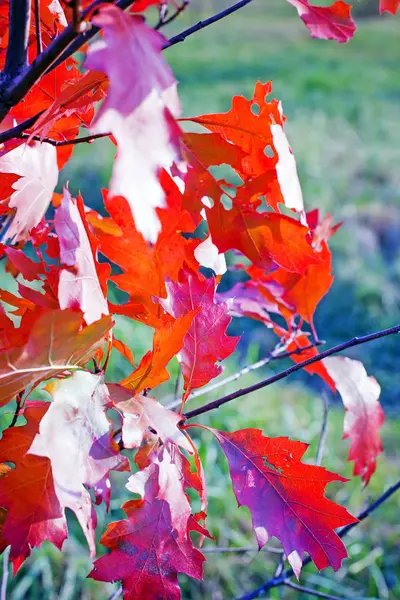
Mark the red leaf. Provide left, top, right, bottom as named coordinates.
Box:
left=166, top=271, right=240, bottom=402
left=55, top=188, right=109, bottom=324
left=0, top=309, right=112, bottom=407
left=379, top=0, right=400, bottom=13
left=207, top=201, right=319, bottom=273
left=0, top=402, right=67, bottom=570
left=120, top=311, right=198, bottom=392
left=95, top=179, right=198, bottom=301
left=286, top=0, right=356, bottom=42
left=85, top=6, right=182, bottom=243
left=89, top=468, right=205, bottom=600
left=212, top=428, right=357, bottom=576
left=183, top=81, right=304, bottom=215
left=323, top=357, right=384, bottom=486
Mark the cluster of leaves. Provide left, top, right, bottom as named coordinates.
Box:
left=0, top=1, right=397, bottom=598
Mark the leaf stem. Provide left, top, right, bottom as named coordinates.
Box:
left=185, top=324, right=400, bottom=419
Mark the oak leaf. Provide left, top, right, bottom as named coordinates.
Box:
left=166, top=271, right=240, bottom=402
left=286, top=0, right=356, bottom=42
left=0, top=308, right=112, bottom=407
left=212, top=428, right=357, bottom=576
left=0, top=402, right=67, bottom=571
left=120, top=311, right=198, bottom=392
left=89, top=471, right=205, bottom=600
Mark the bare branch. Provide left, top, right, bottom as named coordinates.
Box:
left=284, top=580, right=348, bottom=600
left=34, top=0, right=43, bottom=57
left=0, top=112, right=45, bottom=144
left=184, top=323, right=400, bottom=420
left=3, top=0, right=31, bottom=78
left=201, top=545, right=283, bottom=554
left=0, top=0, right=137, bottom=123
left=235, top=479, right=400, bottom=600
left=21, top=132, right=112, bottom=147
left=155, top=0, right=190, bottom=30
left=168, top=0, right=255, bottom=46
left=167, top=341, right=322, bottom=410
left=316, top=392, right=330, bottom=466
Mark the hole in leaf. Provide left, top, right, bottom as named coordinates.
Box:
left=251, top=103, right=260, bottom=116
left=264, top=145, right=274, bottom=158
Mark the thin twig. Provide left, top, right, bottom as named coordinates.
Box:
left=34, top=0, right=43, bottom=56
left=184, top=323, right=400, bottom=420
left=316, top=392, right=330, bottom=466
left=155, top=0, right=189, bottom=30
left=108, top=587, right=122, bottom=600
left=21, top=131, right=112, bottom=146
left=9, top=392, right=23, bottom=427
left=168, top=0, right=255, bottom=46
left=235, top=479, right=400, bottom=600
left=71, top=0, right=82, bottom=32
left=284, top=580, right=348, bottom=600
left=0, top=546, right=10, bottom=600
left=167, top=341, right=322, bottom=410
left=201, top=545, right=283, bottom=554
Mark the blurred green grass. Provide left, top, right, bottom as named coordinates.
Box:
left=3, top=0, right=400, bottom=598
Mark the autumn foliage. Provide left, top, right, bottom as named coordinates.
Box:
left=0, top=1, right=397, bottom=599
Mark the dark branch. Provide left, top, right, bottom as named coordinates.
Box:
left=284, top=581, right=348, bottom=600
left=236, top=479, right=400, bottom=600
left=0, top=112, right=45, bottom=144
left=168, top=0, right=255, bottom=46
left=9, top=392, right=23, bottom=428
left=0, top=0, right=137, bottom=123
left=184, top=323, right=400, bottom=420
left=167, top=341, right=322, bottom=410
left=155, top=0, right=189, bottom=30
left=34, top=0, right=43, bottom=57
left=3, top=0, right=31, bottom=78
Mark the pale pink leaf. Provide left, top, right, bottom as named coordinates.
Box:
left=323, top=356, right=384, bottom=486
left=85, top=6, right=181, bottom=243
left=0, top=142, right=58, bottom=242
